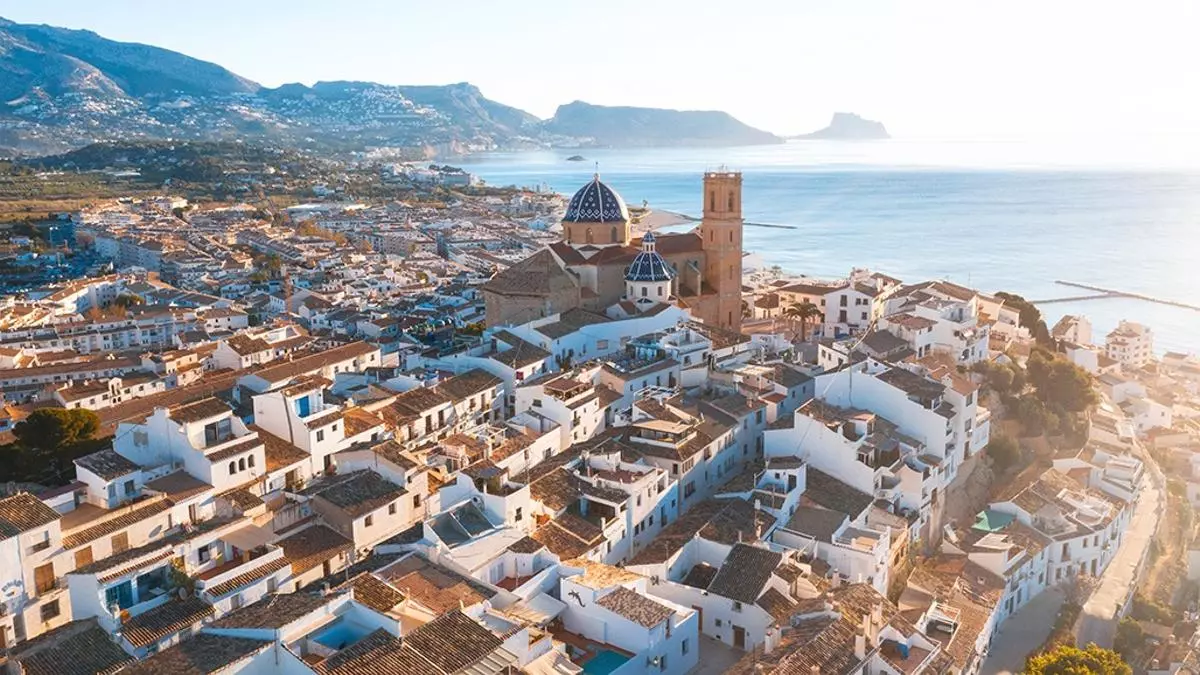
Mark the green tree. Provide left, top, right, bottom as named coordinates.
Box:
left=988, top=434, right=1021, bottom=471
left=1113, top=617, right=1145, bottom=660
left=784, top=301, right=822, bottom=342
left=1025, top=643, right=1131, bottom=675
left=995, top=291, right=1053, bottom=346
left=13, top=408, right=101, bottom=451
left=113, top=293, right=144, bottom=309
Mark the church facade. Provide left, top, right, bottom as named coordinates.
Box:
left=483, top=170, right=745, bottom=333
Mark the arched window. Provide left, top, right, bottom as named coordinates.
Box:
left=586, top=228, right=594, bottom=244
left=729, top=231, right=733, bottom=243
left=611, top=226, right=618, bottom=242
left=248, top=455, right=255, bottom=468
left=709, top=191, right=716, bottom=211
left=657, top=286, right=663, bottom=297
left=641, top=287, right=648, bottom=297
left=228, top=461, right=236, bottom=475
left=728, top=193, right=735, bottom=211
left=238, top=458, right=246, bottom=471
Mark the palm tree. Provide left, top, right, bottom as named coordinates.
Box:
left=784, top=301, right=822, bottom=342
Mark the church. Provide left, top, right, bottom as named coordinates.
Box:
left=483, top=170, right=745, bottom=333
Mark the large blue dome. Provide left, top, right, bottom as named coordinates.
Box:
left=626, top=233, right=675, bottom=282
left=563, top=175, right=629, bottom=224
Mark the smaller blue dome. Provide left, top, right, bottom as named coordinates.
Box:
left=626, top=235, right=675, bottom=283
left=564, top=175, right=629, bottom=224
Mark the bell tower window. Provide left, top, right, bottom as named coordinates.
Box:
left=586, top=228, right=594, bottom=244
left=611, top=226, right=618, bottom=242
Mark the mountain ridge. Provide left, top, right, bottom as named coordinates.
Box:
left=0, top=17, right=780, bottom=156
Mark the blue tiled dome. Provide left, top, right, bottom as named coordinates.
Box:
left=626, top=233, right=675, bottom=282
left=563, top=175, right=629, bottom=224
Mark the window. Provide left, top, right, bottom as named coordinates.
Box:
left=861, top=312, right=868, bottom=320
left=34, top=563, right=56, bottom=594
left=681, top=637, right=690, bottom=655
left=660, top=654, right=668, bottom=671
left=732, top=601, right=743, bottom=612
left=413, top=494, right=422, bottom=509
left=238, top=458, right=246, bottom=472
left=228, top=461, right=236, bottom=475
left=111, top=532, right=129, bottom=554
left=515, top=507, right=523, bottom=521
left=248, top=455, right=255, bottom=468
left=198, top=545, right=211, bottom=564
left=316, top=429, right=325, bottom=443
left=231, top=593, right=243, bottom=610
left=388, top=503, right=397, bottom=515
left=365, top=515, right=374, bottom=527
left=40, top=600, right=60, bottom=622
left=715, top=619, right=723, bottom=627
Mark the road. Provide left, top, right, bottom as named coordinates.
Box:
left=1075, top=432, right=1165, bottom=647
left=980, top=587, right=1066, bottom=675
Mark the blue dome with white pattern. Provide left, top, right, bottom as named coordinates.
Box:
left=563, top=175, right=629, bottom=224
left=626, top=233, right=675, bottom=282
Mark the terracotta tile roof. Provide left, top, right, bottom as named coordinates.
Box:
left=491, top=331, right=551, bottom=368
left=119, top=633, right=272, bottom=675
left=0, top=492, right=61, bottom=536
left=507, top=535, right=544, bottom=554
left=62, top=497, right=171, bottom=550
left=707, top=543, right=783, bottom=604
left=629, top=498, right=768, bottom=565
left=217, top=487, right=264, bottom=512
left=408, top=611, right=509, bottom=672
left=343, top=407, right=384, bottom=436
left=306, top=470, right=407, bottom=517
left=681, top=563, right=718, bottom=590
left=340, top=572, right=405, bottom=613
left=595, top=586, right=675, bottom=628
left=121, top=596, right=214, bottom=648
left=143, top=471, right=212, bottom=502
left=532, top=512, right=606, bottom=560
left=74, top=449, right=139, bottom=481
left=803, top=467, right=874, bottom=518
left=170, top=397, right=232, bottom=423
left=756, top=587, right=800, bottom=623
left=204, top=557, right=290, bottom=598
left=277, top=524, right=352, bottom=574
left=207, top=435, right=265, bottom=462
left=248, top=424, right=309, bottom=472
left=9, top=618, right=133, bottom=675
left=482, top=247, right=577, bottom=297
left=304, top=408, right=345, bottom=430
left=437, top=368, right=502, bottom=399
left=209, top=591, right=333, bottom=629
left=251, top=342, right=378, bottom=384
left=376, top=554, right=497, bottom=614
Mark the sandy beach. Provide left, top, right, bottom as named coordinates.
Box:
left=631, top=208, right=696, bottom=235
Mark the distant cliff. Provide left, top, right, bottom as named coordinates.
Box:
left=544, top=101, right=783, bottom=148
left=794, top=113, right=890, bottom=140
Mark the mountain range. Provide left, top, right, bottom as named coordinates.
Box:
left=0, top=17, right=782, bottom=156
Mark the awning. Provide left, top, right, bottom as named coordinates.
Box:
left=221, top=523, right=275, bottom=551
left=504, top=592, right=567, bottom=627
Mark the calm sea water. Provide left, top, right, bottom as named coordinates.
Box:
left=459, top=140, right=1200, bottom=355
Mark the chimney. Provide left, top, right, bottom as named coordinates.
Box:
left=854, top=633, right=867, bottom=660
left=831, top=574, right=841, bottom=588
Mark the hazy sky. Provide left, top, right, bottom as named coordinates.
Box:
left=2, top=0, right=1197, bottom=138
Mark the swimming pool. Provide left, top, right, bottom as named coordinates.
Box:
left=310, top=619, right=371, bottom=650
left=583, top=649, right=632, bottom=675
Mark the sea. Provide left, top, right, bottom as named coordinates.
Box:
left=457, top=139, right=1200, bottom=356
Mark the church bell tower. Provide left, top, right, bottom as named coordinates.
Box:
left=700, top=169, right=744, bottom=332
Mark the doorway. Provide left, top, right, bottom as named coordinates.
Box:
left=733, top=625, right=746, bottom=650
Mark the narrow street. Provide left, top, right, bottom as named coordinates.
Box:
left=980, top=587, right=1066, bottom=675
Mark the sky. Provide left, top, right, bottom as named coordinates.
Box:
left=2, top=0, right=1198, bottom=139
